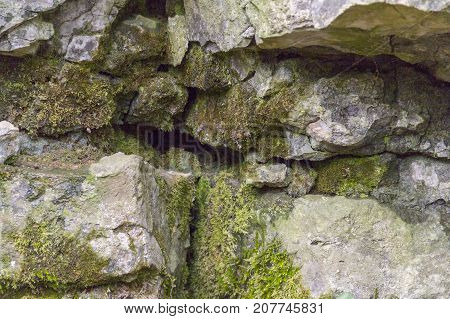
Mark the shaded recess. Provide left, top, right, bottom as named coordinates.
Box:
left=120, top=125, right=244, bottom=167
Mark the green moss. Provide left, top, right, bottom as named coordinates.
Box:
left=186, top=84, right=262, bottom=150
left=189, top=173, right=309, bottom=299
left=0, top=208, right=108, bottom=297
left=0, top=165, right=17, bottom=193
left=90, top=129, right=160, bottom=165
left=14, top=146, right=103, bottom=171
left=257, top=135, right=290, bottom=159
left=257, top=84, right=306, bottom=127
left=126, top=74, right=188, bottom=131
left=314, top=155, right=387, bottom=197
left=235, top=241, right=310, bottom=299
left=1, top=58, right=118, bottom=137
left=160, top=148, right=202, bottom=176
left=181, top=44, right=238, bottom=90
left=186, top=80, right=309, bottom=153
left=166, top=178, right=195, bottom=240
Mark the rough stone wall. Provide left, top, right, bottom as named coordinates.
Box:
left=0, top=0, right=449, bottom=298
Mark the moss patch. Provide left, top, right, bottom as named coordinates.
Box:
left=314, top=155, right=387, bottom=197
left=90, top=129, right=160, bottom=165
left=165, top=178, right=195, bottom=240
left=0, top=208, right=108, bottom=296
left=235, top=240, right=310, bottom=299
left=181, top=44, right=238, bottom=90
left=0, top=58, right=118, bottom=137
left=189, top=174, right=310, bottom=299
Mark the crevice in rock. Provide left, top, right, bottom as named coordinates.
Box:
left=120, top=124, right=244, bottom=167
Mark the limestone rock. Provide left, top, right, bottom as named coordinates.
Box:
left=0, top=18, right=54, bottom=56
left=0, top=0, right=66, bottom=56
left=167, top=15, right=188, bottom=66
left=373, top=156, right=450, bottom=225
left=244, top=163, right=290, bottom=188
left=0, top=153, right=193, bottom=297
left=65, top=35, right=101, bottom=62
left=54, top=0, right=129, bottom=60
left=183, top=0, right=450, bottom=81
left=0, top=121, right=20, bottom=164
left=126, top=73, right=188, bottom=131
left=271, top=195, right=450, bottom=298
left=104, top=15, right=167, bottom=72
left=184, top=0, right=254, bottom=52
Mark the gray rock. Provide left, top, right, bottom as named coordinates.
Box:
left=184, top=0, right=254, bottom=52
left=65, top=35, right=101, bottom=62
left=167, top=15, right=189, bottom=66
left=0, top=18, right=54, bottom=56
left=0, top=0, right=66, bottom=56
left=0, top=153, right=193, bottom=296
left=183, top=0, right=450, bottom=81
left=303, top=72, right=394, bottom=151
left=373, top=156, right=450, bottom=225
left=0, top=121, right=90, bottom=163
left=54, top=0, right=129, bottom=59
left=0, top=121, right=20, bottom=164
left=244, top=163, right=290, bottom=188
left=271, top=195, right=450, bottom=298
left=285, top=132, right=332, bottom=161
left=104, top=15, right=167, bottom=71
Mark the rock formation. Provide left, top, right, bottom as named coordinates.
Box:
left=0, top=0, right=448, bottom=298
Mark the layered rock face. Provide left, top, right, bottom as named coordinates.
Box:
left=0, top=1, right=449, bottom=298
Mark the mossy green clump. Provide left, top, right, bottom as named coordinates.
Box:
left=0, top=58, right=118, bottom=137
left=181, top=44, right=238, bottom=90
left=126, top=74, right=188, bottom=131
left=257, top=135, right=290, bottom=159
left=0, top=164, right=17, bottom=193
left=235, top=241, right=310, bottom=299
left=160, top=148, right=202, bottom=176
left=186, top=84, right=262, bottom=150
left=186, top=80, right=310, bottom=153
left=14, top=146, right=104, bottom=171
left=0, top=209, right=109, bottom=297
left=314, top=155, right=387, bottom=197
left=165, top=177, right=195, bottom=240
left=189, top=174, right=310, bottom=299
left=90, top=129, right=160, bottom=165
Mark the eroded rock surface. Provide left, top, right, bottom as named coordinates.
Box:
left=271, top=195, right=450, bottom=298
left=0, top=153, right=194, bottom=297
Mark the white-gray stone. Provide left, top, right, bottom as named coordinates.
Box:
left=0, top=121, right=20, bottom=164
left=271, top=195, right=450, bottom=298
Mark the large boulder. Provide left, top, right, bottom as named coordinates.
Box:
left=0, top=153, right=194, bottom=297
left=271, top=195, right=450, bottom=298
left=184, top=0, right=450, bottom=81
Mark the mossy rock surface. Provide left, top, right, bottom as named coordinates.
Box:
left=0, top=58, right=118, bottom=137
left=189, top=173, right=310, bottom=299
left=314, top=155, right=388, bottom=197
